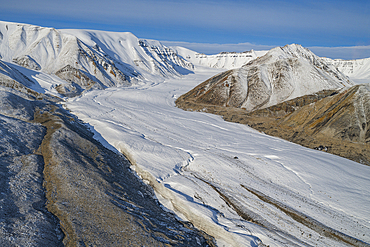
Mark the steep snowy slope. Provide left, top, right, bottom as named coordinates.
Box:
left=0, top=60, right=34, bottom=88
left=60, top=30, right=194, bottom=79
left=0, top=58, right=74, bottom=97
left=178, top=44, right=354, bottom=112
left=323, top=57, right=370, bottom=80
left=0, top=21, right=193, bottom=96
left=172, top=46, right=268, bottom=69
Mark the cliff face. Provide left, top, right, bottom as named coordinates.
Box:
left=177, top=44, right=353, bottom=112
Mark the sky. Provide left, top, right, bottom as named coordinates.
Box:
left=1, top=0, right=370, bottom=59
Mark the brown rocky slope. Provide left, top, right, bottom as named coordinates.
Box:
left=176, top=83, right=370, bottom=166
left=179, top=44, right=352, bottom=113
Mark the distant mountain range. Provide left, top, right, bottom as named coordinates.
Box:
left=172, top=44, right=370, bottom=82
left=1, top=21, right=369, bottom=99
left=323, top=57, right=370, bottom=81
left=171, top=46, right=268, bottom=69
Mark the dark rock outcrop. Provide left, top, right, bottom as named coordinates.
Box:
left=13, top=55, right=41, bottom=70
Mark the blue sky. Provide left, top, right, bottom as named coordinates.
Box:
left=1, top=0, right=369, bottom=59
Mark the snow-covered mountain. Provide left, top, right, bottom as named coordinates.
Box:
left=0, top=21, right=193, bottom=96
left=322, top=57, right=370, bottom=81
left=173, top=44, right=370, bottom=82
left=178, top=44, right=354, bottom=112
left=172, top=46, right=268, bottom=70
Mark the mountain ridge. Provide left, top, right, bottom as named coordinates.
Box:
left=0, top=21, right=194, bottom=97
left=171, top=45, right=268, bottom=70
left=323, top=56, right=370, bottom=80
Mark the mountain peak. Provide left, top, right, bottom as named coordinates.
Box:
left=177, top=45, right=353, bottom=112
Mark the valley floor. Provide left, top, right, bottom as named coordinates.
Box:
left=66, top=66, right=370, bottom=246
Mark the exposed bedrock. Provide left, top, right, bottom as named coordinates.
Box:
left=176, top=84, right=370, bottom=166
